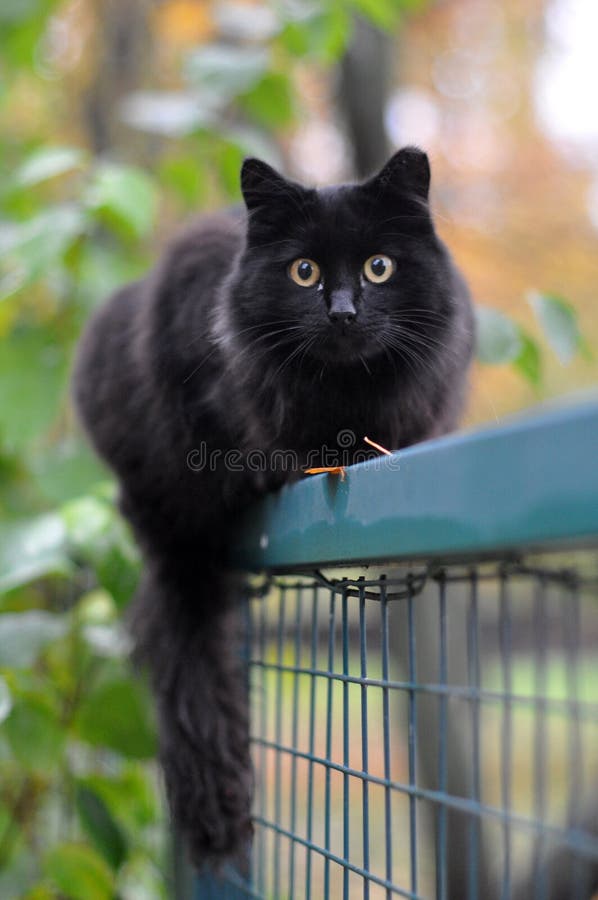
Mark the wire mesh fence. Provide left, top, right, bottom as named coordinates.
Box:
left=206, top=549, right=598, bottom=900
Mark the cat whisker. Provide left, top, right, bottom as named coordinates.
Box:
left=359, top=354, right=372, bottom=376
left=235, top=325, right=306, bottom=352
left=391, top=307, right=452, bottom=318
left=388, top=318, right=453, bottom=334
left=386, top=317, right=450, bottom=335
left=379, top=337, right=422, bottom=382
left=379, top=332, right=431, bottom=376
left=267, top=333, right=318, bottom=384
left=388, top=316, right=451, bottom=331
left=386, top=326, right=462, bottom=361
left=248, top=238, right=296, bottom=251
left=377, top=231, right=430, bottom=243
left=296, top=335, right=319, bottom=379
left=377, top=209, right=453, bottom=226
left=231, top=318, right=299, bottom=336
left=379, top=339, right=441, bottom=417
left=383, top=333, right=456, bottom=387
left=185, top=318, right=298, bottom=351
left=385, top=334, right=452, bottom=367
left=377, top=337, right=432, bottom=408
left=229, top=329, right=308, bottom=371
left=183, top=325, right=306, bottom=384
left=377, top=339, right=400, bottom=381
left=386, top=323, right=449, bottom=346
left=182, top=345, right=221, bottom=382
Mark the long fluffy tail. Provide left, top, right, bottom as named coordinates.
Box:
left=129, top=564, right=252, bottom=869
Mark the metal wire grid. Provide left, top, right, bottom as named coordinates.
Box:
left=208, top=550, right=598, bottom=900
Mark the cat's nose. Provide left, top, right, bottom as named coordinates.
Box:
left=328, top=290, right=357, bottom=326
left=329, top=309, right=356, bottom=326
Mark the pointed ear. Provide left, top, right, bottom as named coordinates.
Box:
left=241, top=158, right=296, bottom=212
left=370, top=146, right=431, bottom=201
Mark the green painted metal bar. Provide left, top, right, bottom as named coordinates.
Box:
left=232, top=398, right=598, bottom=571
left=196, top=398, right=598, bottom=899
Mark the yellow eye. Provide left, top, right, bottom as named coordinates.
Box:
left=363, top=254, right=395, bottom=284
left=289, top=258, right=320, bottom=287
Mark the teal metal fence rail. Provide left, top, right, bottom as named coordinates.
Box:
left=197, top=398, right=598, bottom=900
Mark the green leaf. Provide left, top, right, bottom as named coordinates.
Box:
left=85, top=164, right=158, bottom=239
left=0, top=205, right=85, bottom=280
left=29, top=438, right=108, bottom=505
left=527, top=291, right=586, bottom=365
left=240, top=72, right=295, bottom=129
left=15, top=146, right=85, bottom=188
left=61, top=496, right=140, bottom=607
left=83, top=624, right=130, bottom=659
left=0, top=0, right=59, bottom=71
left=0, top=327, right=69, bottom=454
left=349, top=0, right=402, bottom=29
left=3, top=699, right=65, bottom=770
left=77, top=589, right=117, bottom=625
left=0, top=610, right=69, bottom=667
left=0, top=676, right=12, bottom=723
left=281, top=6, right=351, bottom=62
left=83, top=767, right=159, bottom=831
left=0, top=513, right=71, bottom=596
left=514, top=332, right=542, bottom=386
left=60, top=494, right=129, bottom=560
left=185, top=44, right=269, bottom=101
left=475, top=305, right=522, bottom=365
left=76, top=676, right=156, bottom=759
left=216, top=141, right=245, bottom=198
left=20, top=884, right=56, bottom=900
left=0, top=841, right=33, bottom=897
left=0, top=261, right=26, bottom=303
left=0, top=0, right=42, bottom=25
left=159, top=156, right=207, bottom=208
left=45, top=843, right=114, bottom=900
left=279, top=20, right=310, bottom=56
left=75, top=784, right=128, bottom=869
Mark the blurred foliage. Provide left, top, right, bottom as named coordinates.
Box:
left=0, top=0, right=592, bottom=897
left=475, top=293, right=590, bottom=388
left=0, top=0, right=424, bottom=896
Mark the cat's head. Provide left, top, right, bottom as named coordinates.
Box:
left=228, top=147, right=466, bottom=373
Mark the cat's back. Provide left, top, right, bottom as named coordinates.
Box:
left=153, top=209, right=244, bottom=308
left=73, top=210, right=244, bottom=468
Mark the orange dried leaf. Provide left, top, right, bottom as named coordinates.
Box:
left=305, top=466, right=346, bottom=481
left=364, top=436, right=392, bottom=456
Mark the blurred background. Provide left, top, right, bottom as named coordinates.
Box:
left=0, top=0, right=597, bottom=897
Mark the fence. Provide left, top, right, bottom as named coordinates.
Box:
left=195, top=398, right=598, bottom=900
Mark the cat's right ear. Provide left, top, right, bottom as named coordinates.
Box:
left=241, top=158, right=293, bottom=212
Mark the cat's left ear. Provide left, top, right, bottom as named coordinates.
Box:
left=369, top=146, right=431, bottom=201
left=241, top=158, right=299, bottom=212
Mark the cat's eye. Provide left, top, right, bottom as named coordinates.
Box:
left=289, top=258, right=320, bottom=287
left=363, top=254, right=395, bottom=284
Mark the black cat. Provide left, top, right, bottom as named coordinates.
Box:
left=73, top=147, right=475, bottom=868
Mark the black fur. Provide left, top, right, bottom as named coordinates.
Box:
left=72, top=147, right=475, bottom=868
